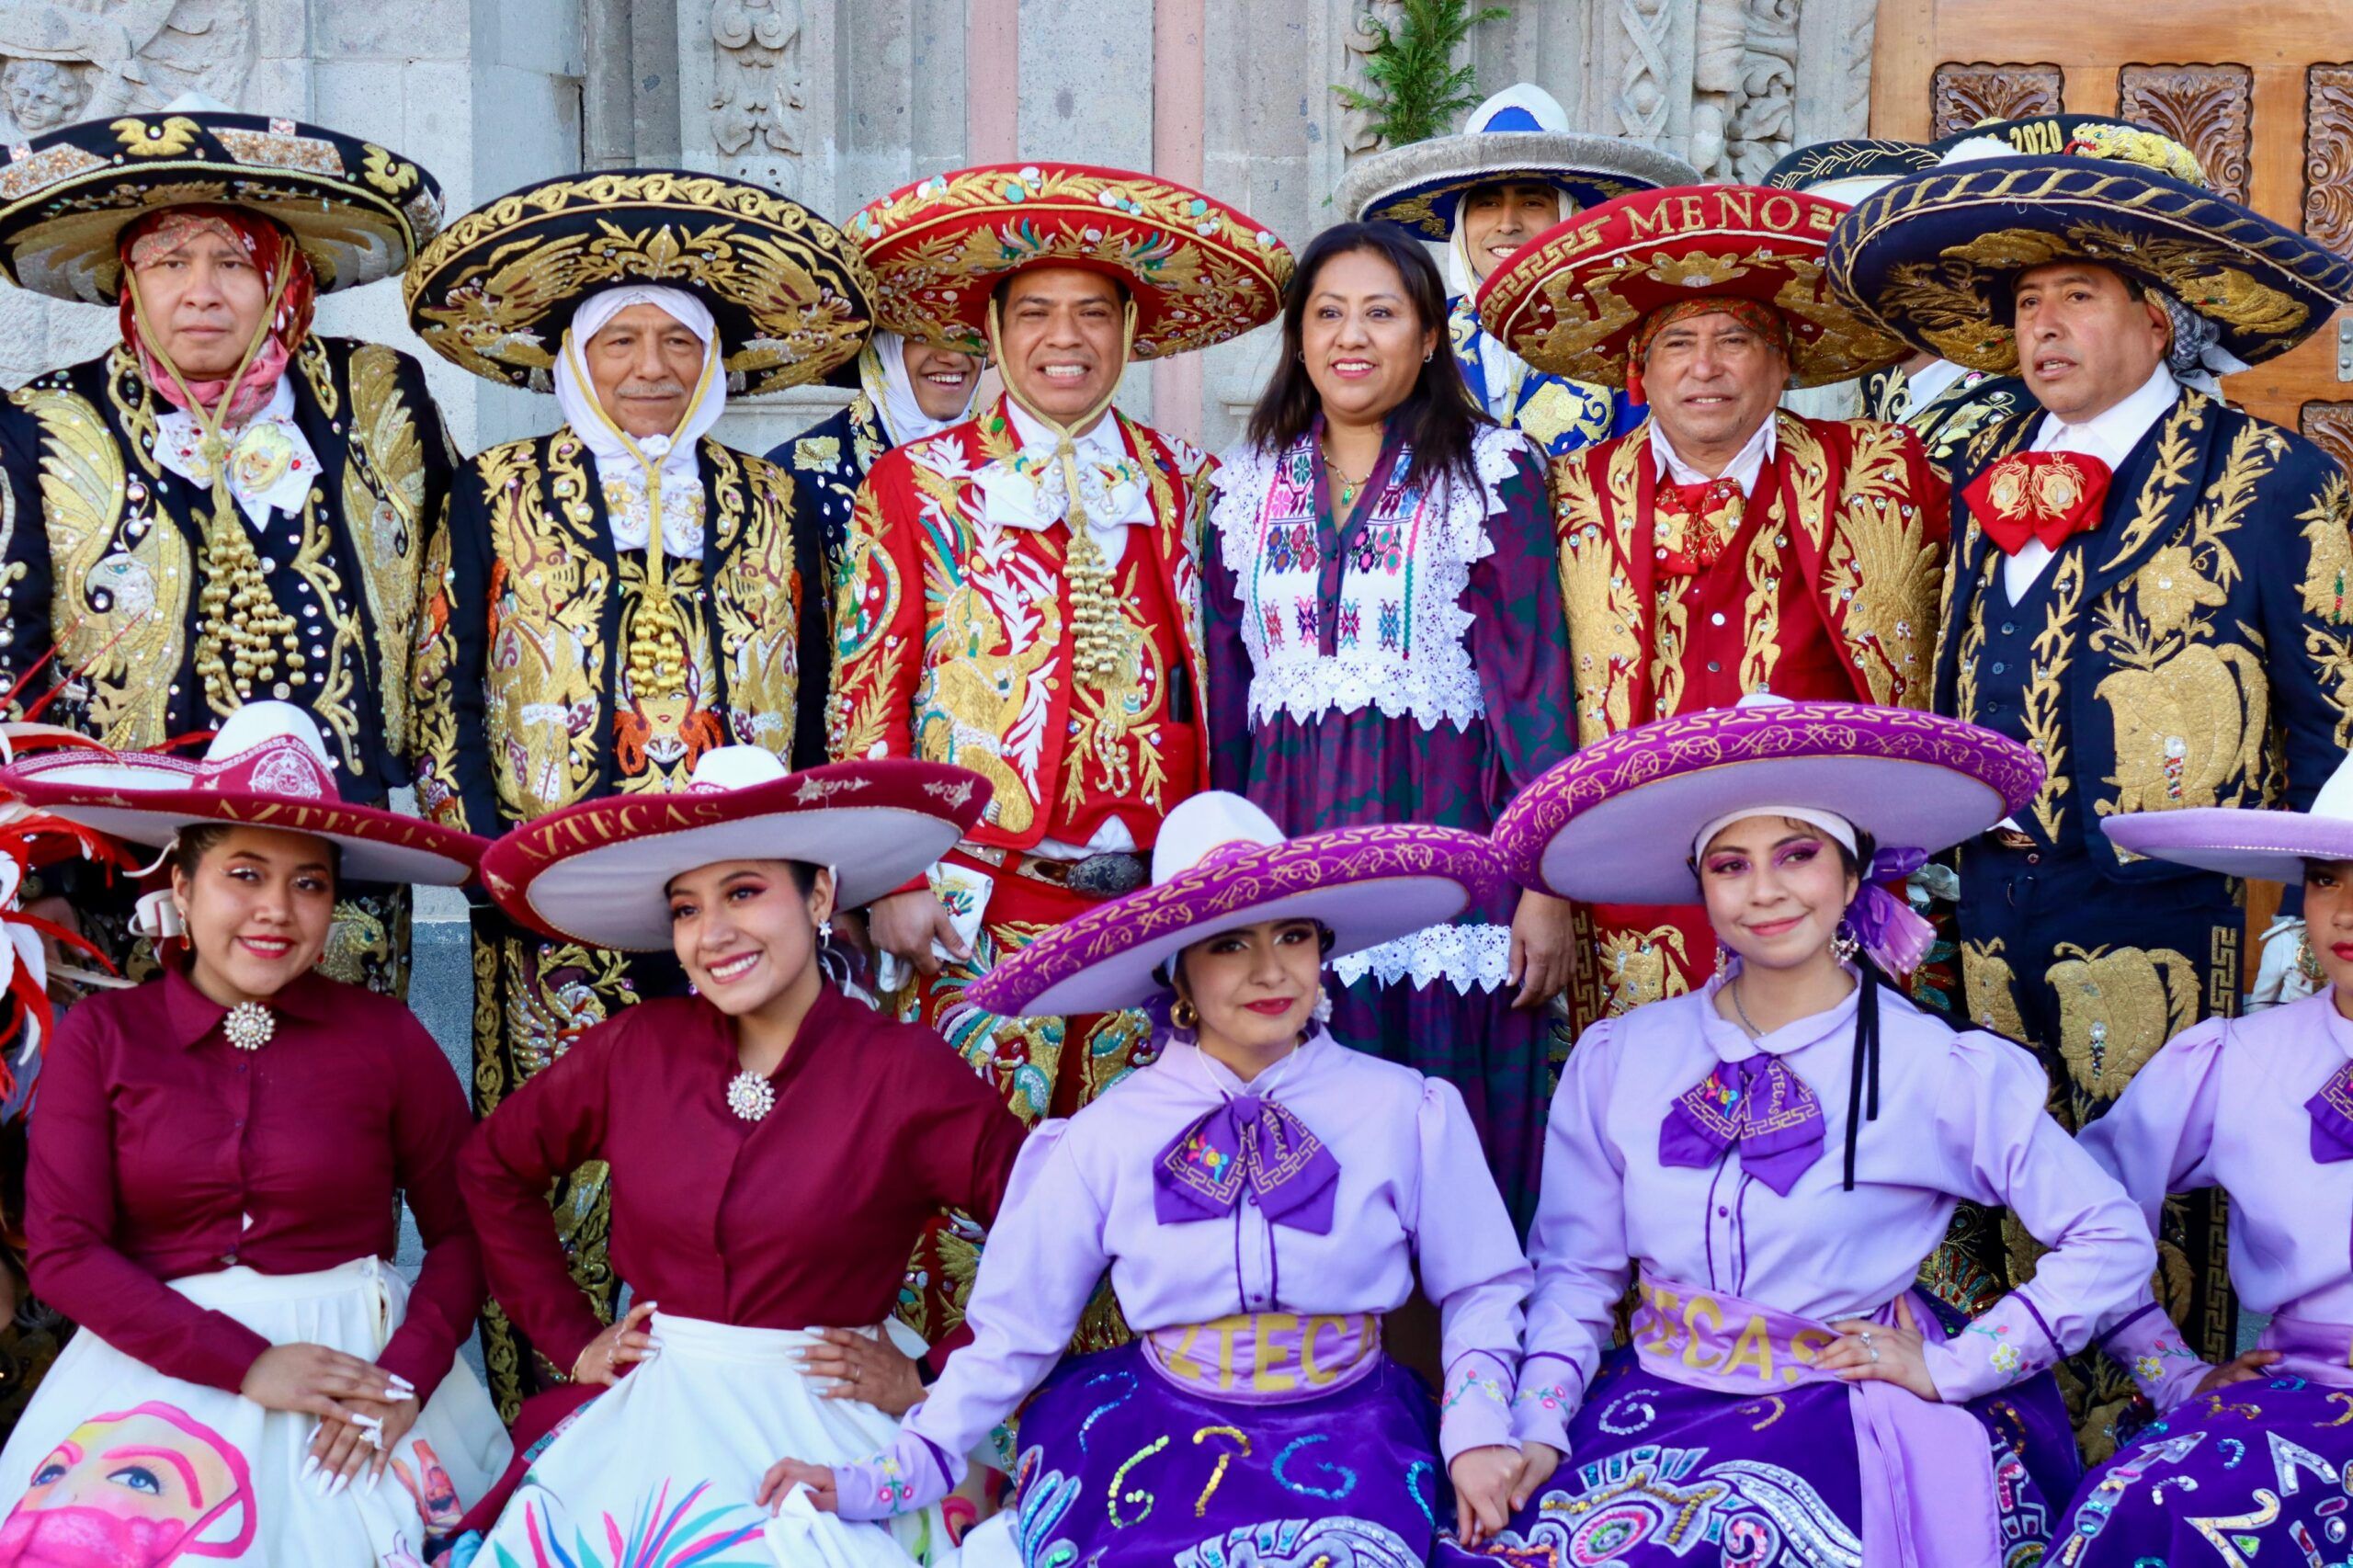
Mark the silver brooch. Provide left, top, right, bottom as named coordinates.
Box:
left=725, top=1070, right=775, bottom=1122
left=222, top=1003, right=275, bottom=1051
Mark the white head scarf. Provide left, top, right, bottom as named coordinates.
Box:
left=553, top=285, right=727, bottom=557
left=1443, top=84, right=1574, bottom=406
left=858, top=329, right=980, bottom=447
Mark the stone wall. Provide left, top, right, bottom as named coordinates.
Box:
left=2, top=0, right=1881, bottom=446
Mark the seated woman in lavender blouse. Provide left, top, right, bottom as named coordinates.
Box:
left=762, top=790, right=1535, bottom=1564
left=1484, top=698, right=2156, bottom=1568
left=2052, top=753, right=2353, bottom=1565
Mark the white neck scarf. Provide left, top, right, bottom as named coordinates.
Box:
left=858, top=329, right=978, bottom=448
left=553, top=285, right=727, bottom=558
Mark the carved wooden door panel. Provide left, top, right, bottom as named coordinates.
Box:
left=1872, top=0, right=2353, bottom=457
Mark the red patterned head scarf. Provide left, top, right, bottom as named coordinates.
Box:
left=117, top=205, right=316, bottom=426
left=1625, top=297, right=1792, bottom=405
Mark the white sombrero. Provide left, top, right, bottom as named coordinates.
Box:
left=962, top=791, right=1501, bottom=1017
left=477, top=748, right=991, bottom=951
left=2103, top=751, right=2353, bottom=882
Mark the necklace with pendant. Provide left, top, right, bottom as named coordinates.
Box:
left=222, top=1001, right=275, bottom=1051
left=725, top=1069, right=776, bottom=1122
left=1323, top=444, right=1371, bottom=513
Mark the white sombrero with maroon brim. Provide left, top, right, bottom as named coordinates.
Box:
left=1490, top=698, right=2045, bottom=903
left=2101, top=751, right=2353, bottom=881
left=0, top=702, right=485, bottom=886
left=478, top=748, right=991, bottom=952
left=963, top=791, right=1504, bottom=1017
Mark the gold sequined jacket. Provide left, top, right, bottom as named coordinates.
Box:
left=0, top=339, right=451, bottom=802
left=412, top=430, right=805, bottom=833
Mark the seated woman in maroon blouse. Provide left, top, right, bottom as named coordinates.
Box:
left=0, top=700, right=511, bottom=1564
left=455, top=750, right=1025, bottom=1564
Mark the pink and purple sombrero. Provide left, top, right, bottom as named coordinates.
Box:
left=1491, top=699, right=2044, bottom=902
left=0, top=701, right=486, bottom=885
left=2102, top=752, right=2353, bottom=881
left=478, top=748, right=991, bottom=951
left=966, top=791, right=1505, bottom=1017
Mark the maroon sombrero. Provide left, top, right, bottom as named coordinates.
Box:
left=0, top=701, right=484, bottom=886
left=845, top=162, right=1293, bottom=359
left=1474, top=183, right=1910, bottom=389
left=2102, top=751, right=2353, bottom=881
left=1491, top=699, right=2042, bottom=903
left=480, top=748, right=990, bottom=952
left=965, top=791, right=1503, bottom=1017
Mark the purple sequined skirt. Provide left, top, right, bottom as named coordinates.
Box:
left=1003, top=1337, right=1491, bottom=1564
left=2056, top=1377, right=2353, bottom=1565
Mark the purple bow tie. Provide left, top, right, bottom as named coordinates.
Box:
left=2307, top=1062, right=2353, bottom=1165
left=1154, top=1093, right=1341, bottom=1234
left=1659, top=1053, right=1827, bottom=1197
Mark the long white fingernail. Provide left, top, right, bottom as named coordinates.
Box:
left=365, top=1468, right=381, bottom=1495
left=328, top=1471, right=350, bottom=1498
left=301, top=1455, right=320, bottom=1482
left=351, top=1412, right=383, bottom=1430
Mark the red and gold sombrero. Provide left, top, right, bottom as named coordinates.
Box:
left=1475, top=184, right=1909, bottom=390
left=845, top=162, right=1293, bottom=359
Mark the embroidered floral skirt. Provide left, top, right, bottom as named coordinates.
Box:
left=0, top=1257, right=508, bottom=1565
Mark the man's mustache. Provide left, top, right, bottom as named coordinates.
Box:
left=615, top=379, right=690, bottom=399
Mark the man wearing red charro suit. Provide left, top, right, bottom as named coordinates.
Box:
left=828, top=162, right=1292, bottom=1349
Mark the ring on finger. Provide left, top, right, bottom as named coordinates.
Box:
left=1857, top=1329, right=1875, bottom=1346
left=1868, top=1345, right=1881, bottom=1364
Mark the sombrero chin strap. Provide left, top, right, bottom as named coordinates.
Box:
left=986, top=293, right=1141, bottom=686
left=128, top=264, right=301, bottom=717
left=561, top=324, right=722, bottom=700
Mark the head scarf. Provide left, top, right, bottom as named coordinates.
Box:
left=1625, top=297, right=1791, bottom=405
left=2149, top=285, right=2252, bottom=396
left=118, top=205, right=315, bottom=427
left=552, top=283, right=727, bottom=514
left=858, top=328, right=981, bottom=447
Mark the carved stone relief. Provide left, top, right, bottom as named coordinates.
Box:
left=1930, top=61, right=2063, bottom=137
left=709, top=0, right=804, bottom=194
left=1337, top=1, right=1405, bottom=164
left=2119, top=62, right=2253, bottom=201
left=1690, top=0, right=1798, bottom=180
left=0, top=0, right=256, bottom=391
left=2304, top=402, right=2353, bottom=477
left=2308, top=64, right=2353, bottom=262
left=1616, top=0, right=1677, bottom=142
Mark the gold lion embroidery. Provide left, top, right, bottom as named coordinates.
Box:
left=2094, top=549, right=2267, bottom=815
left=1597, top=924, right=1692, bottom=1016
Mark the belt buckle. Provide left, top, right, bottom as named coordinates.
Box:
left=1065, top=852, right=1147, bottom=899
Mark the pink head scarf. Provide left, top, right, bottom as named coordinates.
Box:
left=117, top=205, right=317, bottom=426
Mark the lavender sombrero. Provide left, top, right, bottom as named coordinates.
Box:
left=0, top=701, right=485, bottom=886
left=1491, top=699, right=2044, bottom=903
left=964, top=791, right=1504, bottom=1017
left=478, top=748, right=990, bottom=952
left=2101, top=751, right=2353, bottom=881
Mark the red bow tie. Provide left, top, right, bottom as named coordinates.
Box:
left=1652, top=475, right=1747, bottom=575
left=1962, top=451, right=2114, bottom=556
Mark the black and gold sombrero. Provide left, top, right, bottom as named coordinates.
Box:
left=1828, top=116, right=2353, bottom=373
left=404, top=167, right=876, bottom=394
left=0, top=108, right=442, bottom=302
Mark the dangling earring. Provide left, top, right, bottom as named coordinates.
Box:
left=1422, top=348, right=1435, bottom=363
left=2299, top=931, right=2325, bottom=988
left=818, top=918, right=835, bottom=945
left=1714, top=944, right=1730, bottom=977
left=1311, top=987, right=1334, bottom=1025
left=1171, top=997, right=1199, bottom=1031
left=1831, top=920, right=1860, bottom=965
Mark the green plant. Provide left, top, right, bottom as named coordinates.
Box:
left=1335, top=0, right=1512, bottom=149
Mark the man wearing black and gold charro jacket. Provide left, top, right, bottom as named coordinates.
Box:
left=404, top=168, right=872, bottom=1417
left=0, top=106, right=449, bottom=1434
left=1832, top=113, right=2353, bottom=1451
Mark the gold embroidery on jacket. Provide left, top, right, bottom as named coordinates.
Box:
left=483, top=437, right=608, bottom=821
left=1597, top=923, right=1692, bottom=1015
left=1736, top=508, right=1783, bottom=696
left=1552, top=443, right=1642, bottom=743
left=286, top=486, right=363, bottom=766
left=1823, top=420, right=1942, bottom=705
left=342, top=344, right=427, bottom=748
left=612, top=551, right=719, bottom=790
left=2046, top=943, right=2201, bottom=1099
left=828, top=483, right=904, bottom=762
left=2018, top=553, right=2086, bottom=839
left=1960, top=937, right=2029, bottom=1039
left=2091, top=417, right=2271, bottom=816
left=18, top=385, right=183, bottom=747
left=2299, top=471, right=2353, bottom=748
left=1060, top=555, right=1167, bottom=815
left=710, top=447, right=800, bottom=759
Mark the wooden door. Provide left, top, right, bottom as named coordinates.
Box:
left=1874, top=2, right=2353, bottom=976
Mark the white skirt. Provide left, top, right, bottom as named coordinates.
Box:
left=471, top=1313, right=943, bottom=1567
left=0, top=1256, right=510, bottom=1565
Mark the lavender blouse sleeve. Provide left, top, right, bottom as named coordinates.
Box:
left=831, top=1121, right=1110, bottom=1520
left=1409, top=1078, right=1532, bottom=1460
left=1513, top=1020, right=1631, bottom=1455
left=1915, top=1031, right=2158, bottom=1404
left=2076, top=1018, right=2230, bottom=1411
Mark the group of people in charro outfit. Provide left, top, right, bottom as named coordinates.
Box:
left=0, top=51, right=2346, bottom=1568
